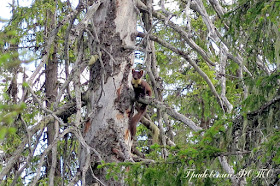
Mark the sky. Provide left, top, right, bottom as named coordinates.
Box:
left=0, top=0, right=33, bottom=29
left=0, top=0, right=12, bottom=27
left=0, top=0, right=34, bottom=18
left=0, top=0, right=79, bottom=29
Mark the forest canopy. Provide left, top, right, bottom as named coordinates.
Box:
left=0, top=0, right=279, bottom=185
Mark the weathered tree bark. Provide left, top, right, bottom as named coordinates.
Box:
left=80, top=1, right=137, bottom=185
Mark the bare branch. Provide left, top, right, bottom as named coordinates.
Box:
left=30, top=128, right=72, bottom=186
left=73, top=33, right=84, bottom=127
left=138, top=96, right=202, bottom=132
left=25, top=2, right=86, bottom=87
left=68, top=171, right=81, bottom=186
left=146, top=7, right=216, bottom=67
left=10, top=129, right=44, bottom=186
left=138, top=32, right=225, bottom=111
left=55, top=59, right=88, bottom=108
left=49, top=121, right=59, bottom=186
left=27, top=84, right=65, bottom=126
left=218, top=156, right=246, bottom=185
left=64, top=10, right=79, bottom=99
left=209, top=0, right=226, bottom=19
left=69, top=1, right=102, bottom=45
left=0, top=138, right=28, bottom=182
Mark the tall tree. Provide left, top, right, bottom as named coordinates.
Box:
left=79, top=0, right=137, bottom=185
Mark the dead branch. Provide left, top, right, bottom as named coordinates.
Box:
left=0, top=138, right=28, bottom=182
left=138, top=96, right=202, bottom=132
left=138, top=32, right=225, bottom=111
left=137, top=0, right=215, bottom=66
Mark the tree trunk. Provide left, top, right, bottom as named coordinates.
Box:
left=45, top=8, right=59, bottom=183
left=80, top=0, right=137, bottom=185
left=45, top=42, right=59, bottom=178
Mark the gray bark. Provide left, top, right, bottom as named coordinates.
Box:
left=79, top=1, right=137, bottom=185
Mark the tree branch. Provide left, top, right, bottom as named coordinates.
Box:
left=0, top=138, right=28, bottom=182
left=49, top=121, right=59, bottom=186
left=138, top=32, right=225, bottom=111
left=138, top=96, right=203, bottom=132
left=155, top=16, right=215, bottom=66
left=141, top=116, right=160, bottom=144
left=247, top=95, right=280, bottom=117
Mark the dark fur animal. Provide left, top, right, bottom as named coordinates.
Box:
left=130, top=69, right=152, bottom=138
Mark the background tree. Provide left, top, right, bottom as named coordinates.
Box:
left=0, top=0, right=279, bottom=185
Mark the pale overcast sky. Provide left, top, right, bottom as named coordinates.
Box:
left=0, top=0, right=12, bottom=19
left=0, top=0, right=79, bottom=29
left=0, top=0, right=33, bottom=29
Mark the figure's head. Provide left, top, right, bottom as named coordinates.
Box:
left=131, top=69, right=143, bottom=87
left=132, top=69, right=143, bottom=80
